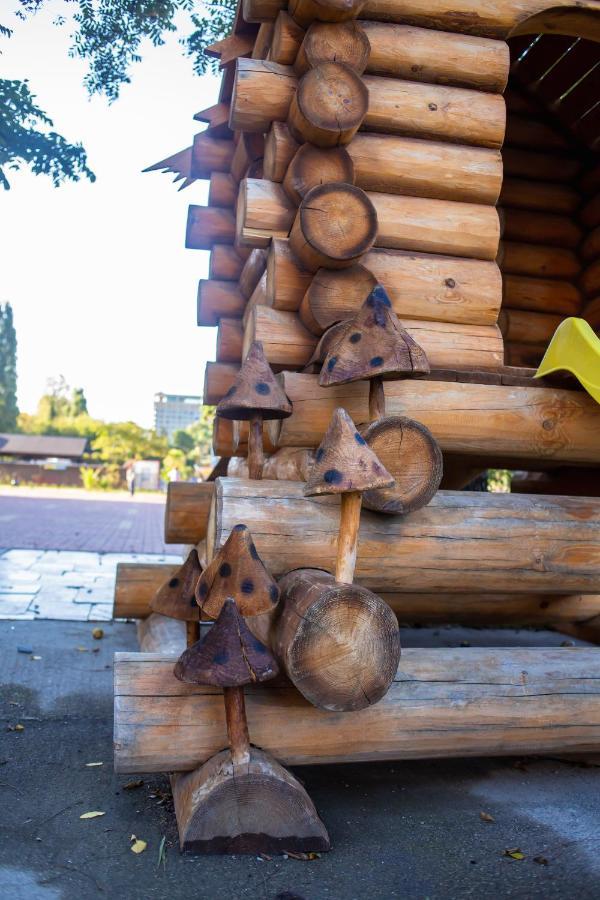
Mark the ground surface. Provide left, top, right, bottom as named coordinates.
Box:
left=1, top=620, right=599, bottom=900
left=0, top=487, right=174, bottom=555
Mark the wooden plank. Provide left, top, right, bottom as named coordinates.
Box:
left=114, top=647, right=600, bottom=773
left=208, top=479, right=600, bottom=595
left=270, top=373, right=600, bottom=464
left=114, top=563, right=177, bottom=619
left=165, top=482, right=213, bottom=544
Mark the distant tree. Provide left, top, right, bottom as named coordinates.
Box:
left=70, top=386, right=88, bottom=416
left=172, top=428, right=195, bottom=453
left=1, top=0, right=236, bottom=189
left=0, top=303, right=19, bottom=431
left=185, top=406, right=215, bottom=467
left=91, top=420, right=168, bottom=466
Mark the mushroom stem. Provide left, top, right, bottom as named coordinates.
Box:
left=248, top=412, right=265, bottom=479
left=335, top=490, right=362, bottom=584
left=186, top=621, right=200, bottom=648
left=368, top=375, right=385, bottom=421
left=223, top=685, right=251, bottom=766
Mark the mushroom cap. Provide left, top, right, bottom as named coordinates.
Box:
left=150, top=549, right=202, bottom=621
left=319, top=284, right=430, bottom=386
left=304, top=407, right=395, bottom=497
left=216, top=341, right=293, bottom=420
left=195, top=524, right=280, bottom=619
left=173, top=597, right=279, bottom=687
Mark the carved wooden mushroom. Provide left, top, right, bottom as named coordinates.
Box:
left=318, top=285, right=443, bottom=515
left=195, top=523, right=280, bottom=619
left=171, top=597, right=330, bottom=854
left=150, top=548, right=202, bottom=646
left=216, top=340, right=292, bottom=478
left=304, top=407, right=394, bottom=584
left=319, top=284, right=430, bottom=420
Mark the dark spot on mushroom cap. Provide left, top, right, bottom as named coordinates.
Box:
left=169, top=577, right=179, bottom=588
left=324, top=468, right=343, bottom=485
left=372, top=462, right=384, bottom=474
left=213, top=650, right=229, bottom=665
left=370, top=356, right=383, bottom=367
left=327, top=356, right=337, bottom=372
left=241, top=578, right=254, bottom=594
left=219, top=562, right=232, bottom=577
left=234, top=523, right=247, bottom=532
left=270, top=583, right=279, bottom=603
left=315, top=447, right=324, bottom=462
left=355, top=432, right=366, bottom=445
left=224, top=385, right=236, bottom=398
left=198, top=580, right=208, bottom=598
left=249, top=542, right=259, bottom=560
left=369, top=285, right=391, bottom=307
left=255, top=382, right=270, bottom=395
left=349, top=332, right=362, bottom=344
left=190, top=597, right=197, bottom=607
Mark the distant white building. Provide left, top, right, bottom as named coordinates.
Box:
left=153, top=393, right=201, bottom=440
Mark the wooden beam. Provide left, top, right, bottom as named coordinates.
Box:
left=114, top=563, right=178, bottom=619
left=165, top=482, right=214, bottom=544
left=230, top=59, right=506, bottom=148
left=270, top=372, right=600, bottom=465
left=114, top=646, right=600, bottom=773
left=207, top=478, right=600, bottom=595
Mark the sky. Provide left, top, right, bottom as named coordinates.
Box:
left=0, top=2, right=221, bottom=428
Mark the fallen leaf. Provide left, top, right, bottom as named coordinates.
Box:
left=31, top=656, right=42, bottom=661
left=503, top=848, right=525, bottom=860
left=480, top=812, right=495, bottom=823
left=533, top=856, right=549, bottom=866
left=157, top=835, right=167, bottom=868
left=76, top=647, right=89, bottom=652
left=86, top=762, right=103, bottom=767
left=92, top=628, right=104, bottom=640
left=122, top=779, right=144, bottom=791
left=80, top=811, right=105, bottom=819
left=7, top=723, right=25, bottom=732
left=284, top=850, right=321, bottom=861
left=131, top=838, right=147, bottom=854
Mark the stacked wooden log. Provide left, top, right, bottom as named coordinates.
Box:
left=118, top=0, right=600, bottom=856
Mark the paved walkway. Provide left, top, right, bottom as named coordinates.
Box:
left=0, top=488, right=173, bottom=554
left=0, top=488, right=182, bottom=622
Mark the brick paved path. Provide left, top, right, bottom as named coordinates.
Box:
left=0, top=492, right=175, bottom=554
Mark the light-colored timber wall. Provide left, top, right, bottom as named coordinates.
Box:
left=115, top=647, right=600, bottom=773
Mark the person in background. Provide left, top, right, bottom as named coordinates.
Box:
left=126, top=464, right=136, bottom=496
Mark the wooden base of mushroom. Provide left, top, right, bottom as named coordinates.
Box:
left=170, top=747, right=330, bottom=854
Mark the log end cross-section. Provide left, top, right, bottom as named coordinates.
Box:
left=288, top=62, right=368, bottom=147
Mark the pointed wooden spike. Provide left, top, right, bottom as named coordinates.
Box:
left=150, top=550, right=202, bottom=622
left=195, top=524, right=280, bottom=619
left=216, top=341, right=293, bottom=421
left=174, top=597, right=279, bottom=687
left=319, top=285, right=430, bottom=386
left=143, top=146, right=192, bottom=176
left=304, top=407, right=395, bottom=496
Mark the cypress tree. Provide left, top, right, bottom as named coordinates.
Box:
left=0, top=303, right=18, bottom=432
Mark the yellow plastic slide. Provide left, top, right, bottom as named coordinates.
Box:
left=535, top=317, right=600, bottom=405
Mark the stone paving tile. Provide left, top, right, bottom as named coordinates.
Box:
left=0, top=548, right=181, bottom=622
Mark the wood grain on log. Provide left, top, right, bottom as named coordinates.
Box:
left=499, top=309, right=563, bottom=346
left=209, top=245, right=245, bottom=281
left=197, top=280, right=245, bottom=327
left=208, top=172, right=237, bottom=208
left=186, top=206, right=236, bottom=251
left=503, top=342, right=545, bottom=369
left=208, top=478, right=600, bottom=594
left=502, top=208, right=582, bottom=249
left=581, top=260, right=600, bottom=298
left=204, top=362, right=239, bottom=406
left=114, top=646, right=600, bottom=773
left=294, top=21, right=370, bottom=75
left=165, top=481, right=214, bottom=544
left=240, top=178, right=500, bottom=260
left=288, top=183, right=378, bottom=270
left=503, top=148, right=581, bottom=183
left=287, top=62, right=368, bottom=146
left=264, top=122, right=300, bottom=181
left=502, top=275, right=582, bottom=316
left=271, top=372, right=600, bottom=464
left=267, top=238, right=313, bottom=310
left=500, top=178, right=581, bottom=215
left=216, top=318, right=244, bottom=363
left=271, top=11, right=305, bottom=63
left=499, top=243, right=580, bottom=280
left=230, top=59, right=506, bottom=148
left=293, top=247, right=502, bottom=327
left=239, top=248, right=268, bottom=300
left=190, top=133, right=234, bottom=179
left=283, top=144, right=355, bottom=204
